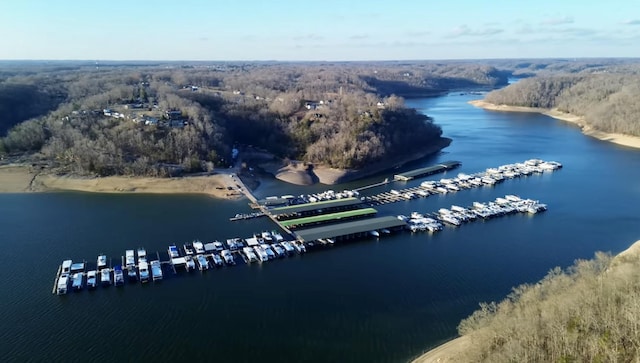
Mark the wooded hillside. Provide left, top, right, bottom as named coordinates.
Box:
left=454, top=244, right=640, bottom=362
left=484, top=71, right=640, bottom=136
left=0, top=61, right=506, bottom=176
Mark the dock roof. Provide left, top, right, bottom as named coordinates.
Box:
left=394, top=160, right=461, bottom=181
left=270, top=197, right=362, bottom=216
left=279, top=208, right=377, bottom=228
left=294, top=216, right=407, bottom=242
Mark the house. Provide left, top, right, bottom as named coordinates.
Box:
left=169, top=120, right=186, bottom=128
left=165, top=110, right=182, bottom=120
left=144, top=116, right=159, bottom=126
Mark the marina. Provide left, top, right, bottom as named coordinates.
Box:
left=13, top=90, right=640, bottom=363
left=53, top=159, right=560, bottom=295
left=54, top=192, right=548, bottom=294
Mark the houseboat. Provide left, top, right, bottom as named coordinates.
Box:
left=113, top=265, right=124, bottom=286
left=168, top=245, right=180, bottom=258
left=138, top=260, right=150, bottom=283
left=97, top=255, right=107, bottom=269
left=151, top=260, right=163, bottom=281
left=221, top=250, right=235, bottom=265
left=193, top=240, right=205, bottom=254
left=100, top=268, right=111, bottom=286
left=71, top=272, right=84, bottom=291
left=86, top=270, right=97, bottom=289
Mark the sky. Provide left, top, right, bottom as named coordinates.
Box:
left=1, top=0, right=640, bottom=61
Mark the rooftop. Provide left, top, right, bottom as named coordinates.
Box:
left=270, top=197, right=362, bottom=217
left=280, top=208, right=378, bottom=228
left=294, top=216, right=407, bottom=242
left=394, top=160, right=461, bottom=181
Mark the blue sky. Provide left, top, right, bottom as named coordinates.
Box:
left=1, top=0, right=640, bottom=60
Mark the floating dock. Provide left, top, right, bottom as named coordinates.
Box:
left=394, top=160, right=461, bottom=181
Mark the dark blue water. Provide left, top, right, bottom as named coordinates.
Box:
left=1, top=93, right=639, bottom=362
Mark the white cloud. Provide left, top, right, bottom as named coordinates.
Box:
left=541, top=16, right=574, bottom=26
left=448, top=25, right=504, bottom=38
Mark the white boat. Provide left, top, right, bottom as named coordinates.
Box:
left=210, top=253, right=223, bottom=267
left=167, top=245, right=180, bottom=258
left=184, top=255, right=196, bottom=271
left=100, top=268, right=112, bottom=286
left=326, top=238, right=336, bottom=244
left=86, top=270, right=97, bottom=289
left=56, top=273, right=70, bottom=295
left=151, top=260, right=163, bottom=281
left=272, top=244, right=286, bottom=257
left=125, top=250, right=135, bottom=266
left=137, top=248, right=147, bottom=262
left=292, top=241, right=306, bottom=253
left=138, top=261, right=149, bottom=283
left=272, top=231, right=285, bottom=242
left=193, top=240, right=205, bottom=254
left=261, top=231, right=274, bottom=242
left=61, top=260, right=73, bottom=274
left=183, top=243, right=194, bottom=255
left=213, top=241, right=224, bottom=251
left=221, top=250, right=235, bottom=265
left=113, top=265, right=124, bottom=286
left=242, top=247, right=258, bottom=262
left=72, top=272, right=84, bottom=291
left=125, top=250, right=137, bottom=281
left=261, top=244, right=276, bottom=259
left=281, top=241, right=295, bottom=254
left=97, top=255, right=107, bottom=269
left=254, top=246, right=269, bottom=262
left=196, top=255, right=209, bottom=270
left=226, top=238, right=243, bottom=251
left=370, top=230, right=380, bottom=238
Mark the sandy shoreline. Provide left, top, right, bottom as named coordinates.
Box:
left=0, top=164, right=245, bottom=199
left=410, top=336, right=471, bottom=363
left=267, top=137, right=452, bottom=186
left=469, top=100, right=640, bottom=150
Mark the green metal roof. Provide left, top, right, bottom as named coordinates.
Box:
left=279, top=208, right=377, bottom=228
left=270, top=197, right=362, bottom=216
left=294, top=216, right=407, bottom=242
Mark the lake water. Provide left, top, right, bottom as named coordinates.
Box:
left=1, top=93, right=639, bottom=362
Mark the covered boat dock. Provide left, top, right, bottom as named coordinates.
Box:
left=294, top=216, right=407, bottom=242
left=394, top=160, right=461, bottom=181
left=280, top=208, right=378, bottom=229
left=270, top=197, right=364, bottom=220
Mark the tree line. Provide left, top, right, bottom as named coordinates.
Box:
left=484, top=72, right=640, bottom=136
left=0, top=61, right=511, bottom=175
left=453, top=247, right=640, bottom=362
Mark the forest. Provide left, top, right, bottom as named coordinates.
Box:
left=454, top=245, right=640, bottom=362
left=484, top=65, right=640, bottom=137
left=0, top=61, right=508, bottom=176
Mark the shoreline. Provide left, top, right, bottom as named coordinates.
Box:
left=267, top=137, right=452, bottom=186
left=0, top=164, right=247, bottom=199
left=469, top=100, right=640, bottom=150
left=412, top=239, right=640, bottom=362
